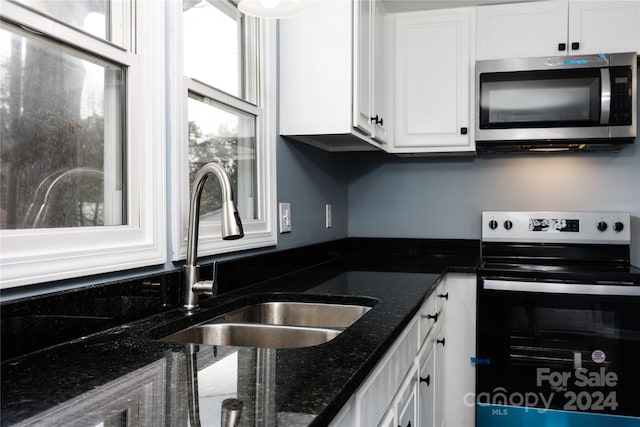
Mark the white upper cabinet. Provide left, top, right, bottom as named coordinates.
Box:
left=372, top=1, right=389, bottom=143
left=279, top=0, right=385, bottom=152
left=389, top=8, right=476, bottom=154
left=354, top=0, right=373, bottom=137
left=568, top=1, right=640, bottom=55
left=477, top=1, right=640, bottom=60
left=354, top=0, right=388, bottom=143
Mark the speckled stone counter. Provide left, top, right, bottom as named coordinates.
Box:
left=1, top=269, right=443, bottom=426
left=1, top=238, right=481, bottom=426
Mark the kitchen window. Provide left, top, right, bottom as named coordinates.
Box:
left=0, top=1, right=165, bottom=288
left=170, top=0, right=277, bottom=260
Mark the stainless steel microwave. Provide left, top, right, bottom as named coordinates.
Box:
left=475, top=52, right=637, bottom=152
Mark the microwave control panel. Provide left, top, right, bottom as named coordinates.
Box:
left=610, top=66, right=633, bottom=126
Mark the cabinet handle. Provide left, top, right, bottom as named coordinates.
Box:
left=571, top=42, right=580, bottom=50
left=437, top=292, right=448, bottom=301
left=437, top=338, right=446, bottom=347
left=398, top=422, right=411, bottom=427
left=460, top=127, right=467, bottom=135
left=426, top=312, right=438, bottom=322
left=420, top=374, right=431, bottom=386
left=558, top=42, right=566, bottom=51
left=370, top=115, right=383, bottom=126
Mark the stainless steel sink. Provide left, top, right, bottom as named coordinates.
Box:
left=162, top=322, right=341, bottom=349
left=160, top=299, right=374, bottom=348
left=218, top=301, right=372, bottom=328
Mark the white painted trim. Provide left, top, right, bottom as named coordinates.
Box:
left=169, top=6, right=277, bottom=261
left=0, top=1, right=167, bottom=288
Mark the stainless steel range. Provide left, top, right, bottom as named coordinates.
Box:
left=475, top=211, right=640, bottom=427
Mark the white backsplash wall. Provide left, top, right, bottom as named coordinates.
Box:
left=347, top=144, right=640, bottom=266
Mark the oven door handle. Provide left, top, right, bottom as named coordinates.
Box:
left=483, top=279, right=640, bottom=296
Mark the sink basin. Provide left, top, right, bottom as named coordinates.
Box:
left=217, top=301, right=372, bottom=328
left=162, top=322, right=341, bottom=349
left=159, top=298, right=375, bottom=349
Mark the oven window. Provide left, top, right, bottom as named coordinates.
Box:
left=477, top=289, right=640, bottom=416
left=479, top=68, right=601, bottom=129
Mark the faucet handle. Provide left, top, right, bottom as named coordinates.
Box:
left=192, top=279, right=214, bottom=296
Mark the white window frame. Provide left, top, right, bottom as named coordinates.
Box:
left=168, top=0, right=277, bottom=261
left=0, top=1, right=166, bottom=289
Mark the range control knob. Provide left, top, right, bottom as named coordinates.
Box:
left=504, top=220, right=513, bottom=230
left=613, top=221, right=624, bottom=232
left=489, top=220, right=498, bottom=230
left=597, top=221, right=608, bottom=232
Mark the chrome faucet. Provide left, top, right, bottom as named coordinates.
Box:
left=183, top=162, right=244, bottom=310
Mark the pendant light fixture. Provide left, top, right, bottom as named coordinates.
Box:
left=237, top=0, right=302, bottom=18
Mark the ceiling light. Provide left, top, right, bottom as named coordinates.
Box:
left=238, top=0, right=302, bottom=18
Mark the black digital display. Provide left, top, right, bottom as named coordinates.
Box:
left=529, top=218, right=579, bottom=232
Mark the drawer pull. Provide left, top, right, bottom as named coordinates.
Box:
left=420, top=375, right=431, bottom=386
left=437, top=292, right=449, bottom=301
left=398, top=422, right=411, bottom=427
left=370, top=115, right=383, bottom=126
left=424, top=312, right=438, bottom=322
left=437, top=338, right=446, bottom=347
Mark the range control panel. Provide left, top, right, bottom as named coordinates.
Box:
left=482, top=211, right=631, bottom=244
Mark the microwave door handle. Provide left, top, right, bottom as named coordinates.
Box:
left=600, top=68, right=611, bottom=125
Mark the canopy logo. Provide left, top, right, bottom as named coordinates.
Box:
left=470, top=367, right=619, bottom=413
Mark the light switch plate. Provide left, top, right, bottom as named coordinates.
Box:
left=279, top=203, right=291, bottom=233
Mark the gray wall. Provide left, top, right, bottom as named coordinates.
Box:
left=347, top=69, right=640, bottom=266
left=275, top=137, right=349, bottom=249
left=347, top=145, right=640, bottom=265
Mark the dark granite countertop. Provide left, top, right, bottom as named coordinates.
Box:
left=1, top=238, right=481, bottom=426
left=1, top=268, right=445, bottom=426
left=4, top=234, right=637, bottom=425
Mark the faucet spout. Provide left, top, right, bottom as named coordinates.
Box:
left=183, top=162, right=244, bottom=310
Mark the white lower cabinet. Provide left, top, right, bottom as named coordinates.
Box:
left=356, top=315, right=419, bottom=426
left=329, top=272, right=476, bottom=427
left=418, top=342, right=435, bottom=427
left=396, top=364, right=418, bottom=427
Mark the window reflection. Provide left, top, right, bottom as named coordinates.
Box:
left=12, top=0, right=111, bottom=41
left=188, top=95, right=257, bottom=221
left=183, top=0, right=255, bottom=103
left=0, top=24, right=126, bottom=229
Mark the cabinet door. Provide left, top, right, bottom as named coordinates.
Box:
left=371, top=0, right=388, bottom=144
left=396, top=364, right=418, bottom=427
left=568, top=1, right=640, bottom=55
left=441, top=273, right=477, bottom=427
left=357, top=316, right=419, bottom=427
left=419, top=292, right=438, bottom=349
left=279, top=0, right=353, bottom=135
left=476, top=1, right=569, bottom=60
left=418, top=343, right=435, bottom=427
left=354, top=0, right=373, bottom=136
left=390, top=8, right=475, bottom=154
left=434, top=319, right=446, bottom=427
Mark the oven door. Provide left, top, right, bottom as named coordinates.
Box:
left=476, top=277, right=640, bottom=426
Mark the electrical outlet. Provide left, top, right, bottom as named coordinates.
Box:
left=279, top=203, right=291, bottom=233
left=325, top=204, right=332, bottom=228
